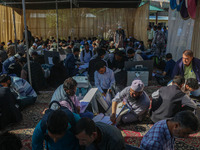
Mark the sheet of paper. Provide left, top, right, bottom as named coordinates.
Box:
left=100, top=116, right=112, bottom=125
left=93, top=113, right=104, bottom=122
left=80, top=102, right=89, bottom=113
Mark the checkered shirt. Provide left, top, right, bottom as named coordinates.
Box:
left=140, top=120, right=174, bottom=150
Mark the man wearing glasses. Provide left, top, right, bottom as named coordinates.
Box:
left=110, top=79, right=150, bottom=124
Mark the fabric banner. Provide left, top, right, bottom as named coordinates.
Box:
left=166, top=7, right=194, bottom=61
left=191, top=1, right=200, bottom=58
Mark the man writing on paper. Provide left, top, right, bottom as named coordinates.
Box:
left=110, top=79, right=150, bottom=124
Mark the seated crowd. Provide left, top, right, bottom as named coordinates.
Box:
left=0, top=33, right=200, bottom=150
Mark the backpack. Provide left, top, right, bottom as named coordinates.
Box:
left=40, top=101, right=76, bottom=150
left=83, top=50, right=92, bottom=58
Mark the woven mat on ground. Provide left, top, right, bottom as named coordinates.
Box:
left=2, top=84, right=200, bottom=150
left=120, top=123, right=200, bottom=150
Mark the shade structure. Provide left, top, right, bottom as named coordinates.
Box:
left=0, top=0, right=141, bottom=9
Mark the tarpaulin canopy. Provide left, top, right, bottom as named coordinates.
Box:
left=0, top=0, right=141, bottom=9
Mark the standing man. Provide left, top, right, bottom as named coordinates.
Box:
left=140, top=111, right=199, bottom=150
left=23, top=26, right=32, bottom=47
left=152, top=25, right=166, bottom=57
left=114, top=26, right=126, bottom=48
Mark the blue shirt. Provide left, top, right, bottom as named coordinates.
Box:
left=10, top=76, right=37, bottom=99
left=2, top=56, right=15, bottom=74
left=164, top=59, right=175, bottom=78
left=94, top=67, right=115, bottom=93
left=80, top=49, right=93, bottom=63
left=140, top=120, right=174, bottom=150
left=32, top=113, right=80, bottom=150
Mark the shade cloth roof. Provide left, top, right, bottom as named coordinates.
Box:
left=140, top=2, right=164, bottom=12
left=0, top=0, right=141, bottom=9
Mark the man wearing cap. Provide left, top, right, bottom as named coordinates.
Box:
left=29, top=43, right=37, bottom=56
left=110, top=79, right=150, bottom=124
left=114, top=26, right=126, bottom=48
left=1, top=53, right=21, bottom=74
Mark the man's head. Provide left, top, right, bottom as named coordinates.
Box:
left=127, top=48, right=135, bottom=58
left=157, top=26, right=162, bottom=30
left=148, top=39, right=152, bottom=45
left=47, top=110, right=69, bottom=143
left=166, top=53, right=172, bottom=61
left=0, top=74, right=11, bottom=87
left=115, top=50, right=124, bottom=61
left=147, top=25, right=152, bottom=30
left=118, top=25, right=122, bottom=30
left=182, top=50, right=193, bottom=66
left=130, top=80, right=144, bottom=99
left=75, top=118, right=97, bottom=146
left=0, top=42, right=5, bottom=47
left=73, top=48, right=80, bottom=58
left=170, top=111, right=199, bottom=138
left=95, top=61, right=106, bottom=74
left=153, top=25, right=157, bottom=31
left=31, top=52, right=39, bottom=60
left=63, top=78, right=77, bottom=96
left=32, top=43, right=37, bottom=49
left=172, top=76, right=185, bottom=88
left=84, top=43, right=89, bottom=52
left=97, top=49, right=106, bottom=59
left=185, top=78, right=199, bottom=92
left=0, top=132, right=22, bottom=150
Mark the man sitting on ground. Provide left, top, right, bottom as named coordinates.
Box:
left=155, top=53, right=176, bottom=85
left=140, top=111, right=199, bottom=150
left=32, top=109, right=80, bottom=150
left=88, top=49, right=106, bottom=84
left=94, top=61, right=115, bottom=97
left=2, top=53, right=21, bottom=74
left=110, top=79, right=150, bottom=124
left=172, top=50, right=200, bottom=96
left=0, top=74, right=37, bottom=110
left=75, top=117, right=125, bottom=150
left=51, top=78, right=80, bottom=113
left=151, top=76, right=197, bottom=123
left=64, top=48, right=80, bottom=77
left=127, top=48, right=143, bottom=61
left=182, top=78, right=199, bottom=96
left=51, top=78, right=93, bottom=118
left=80, top=42, right=93, bottom=63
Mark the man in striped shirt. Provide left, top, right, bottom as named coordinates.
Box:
left=0, top=74, right=37, bottom=110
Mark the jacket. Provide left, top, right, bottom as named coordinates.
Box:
left=172, top=57, right=200, bottom=82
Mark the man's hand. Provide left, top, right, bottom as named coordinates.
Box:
left=110, top=113, right=116, bottom=123
left=102, top=93, right=106, bottom=97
